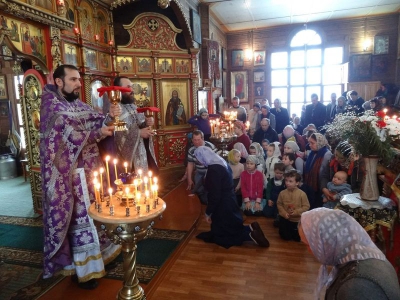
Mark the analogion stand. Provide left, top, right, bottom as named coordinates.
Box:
left=88, top=198, right=166, bottom=300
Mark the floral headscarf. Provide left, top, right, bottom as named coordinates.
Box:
left=311, top=133, right=328, bottom=151
left=300, top=208, right=386, bottom=299
left=250, top=142, right=265, bottom=169
left=233, top=142, right=248, bottom=159
left=194, top=146, right=227, bottom=168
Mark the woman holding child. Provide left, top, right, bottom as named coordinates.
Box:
left=303, top=133, right=332, bottom=208
left=193, top=146, right=270, bottom=248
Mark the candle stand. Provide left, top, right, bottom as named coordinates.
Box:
left=210, top=135, right=237, bottom=158
left=88, top=198, right=166, bottom=300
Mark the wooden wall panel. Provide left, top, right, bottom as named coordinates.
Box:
left=226, top=14, right=400, bottom=106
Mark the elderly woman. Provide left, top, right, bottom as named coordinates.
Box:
left=299, top=208, right=400, bottom=300
left=303, top=133, right=332, bottom=208
left=194, top=146, right=270, bottom=248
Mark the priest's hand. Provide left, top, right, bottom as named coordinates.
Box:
left=140, top=127, right=155, bottom=139
left=145, top=117, right=154, bottom=126
left=101, top=125, right=115, bottom=137
left=109, top=103, right=121, bottom=117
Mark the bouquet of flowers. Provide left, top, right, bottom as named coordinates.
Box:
left=324, top=110, right=400, bottom=164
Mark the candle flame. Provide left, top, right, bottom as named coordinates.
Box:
left=124, top=162, right=128, bottom=167
left=108, top=188, right=113, bottom=194
left=105, top=156, right=110, bottom=162
left=100, top=167, right=104, bottom=173
left=93, top=171, right=98, bottom=177
left=153, top=177, right=158, bottom=184
left=148, top=171, right=152, bottom=177
left=113, top=158, right=118, bottom=165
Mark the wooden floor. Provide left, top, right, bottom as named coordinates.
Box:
left=39, top=171, right=321, bottom=300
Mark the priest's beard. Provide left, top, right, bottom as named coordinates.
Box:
left=121, top=93, right=135, bottom=104
left=61, top=85, right=80, bottom=102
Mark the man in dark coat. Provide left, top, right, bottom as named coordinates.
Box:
left=252, top=118, right=279, bottom=145
left=270, top=98, right=290, bottom=134
left=303, top=93, right=326, bottom=131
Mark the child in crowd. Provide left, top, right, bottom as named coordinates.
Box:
left=233, top=142, right=248, bottom=164
left=187, top=108, right=219, bottom=141
left=322, top=171, right=352, bottom=209
left=282, top=153, right=296, bottom=173
left=277, top=171, right=310, bottom=241
left=248, top=128, right=255, bottom=142
left=249, top=142, right=266, bottom=173
left=263, top=162, right=286, bottom=226
left=261, top=139, right=269, bottom=160
left=228, top=149, right=244, bottom=207
left=284, top=141, right=304, bottom=174
left=241, top=155, right=266, bottom=216
left=264, top=141, right=281, bottom=181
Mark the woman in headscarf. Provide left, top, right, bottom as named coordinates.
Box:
left=299, top=208, right=400, bottom=300
left=194, top=146, right=270, bottom=248
left=303, top=133, right=332, bottom=208
left=329, top=140, right=361, bottom=192
left=233, top=142, right=249, bottom=164
left=335, top=96, right=347, bottom=115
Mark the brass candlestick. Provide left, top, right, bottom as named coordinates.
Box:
left=88, top=199, right=166, bottom=300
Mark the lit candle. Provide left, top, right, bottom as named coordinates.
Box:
left=73, top=27, right=80, bottom=35
left=145, top=190, right=149, bottom=203
left=113, top=158, right=118, bottom=181
left=138, top=169, right=142, bottom=180
left=133, top=179, right=138, bottom=192
left=105, top=156, right=111, bottom=189
left=124, top=162, right=128, bottom=173
left=94, top=34, right=100, bottom=42
left=154, top=184, right=158, bottom=199
left=144, top=176, right=148, bottom=192
left=99, top=168, right=104, bottom=201
left=95, top=182, right=101, bottom=202
left=148, top=171, right=153, bottom=187
left=383, top=108, right=388, bottom=114
left=93, top=170, right=98, bottom=178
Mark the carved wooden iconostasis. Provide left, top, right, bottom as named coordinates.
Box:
left=112, top=1, right=200, bottom=169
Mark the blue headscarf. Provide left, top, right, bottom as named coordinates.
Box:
left=194, top=146, right=227, bottom=168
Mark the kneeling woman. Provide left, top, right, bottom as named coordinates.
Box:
left=194, top=146, right=270, bottom=248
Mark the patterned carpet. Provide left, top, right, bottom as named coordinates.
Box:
left=0, top=166, right=187, bottom=300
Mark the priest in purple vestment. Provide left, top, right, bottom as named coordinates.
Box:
left=40, top=64, right=121, bottom=289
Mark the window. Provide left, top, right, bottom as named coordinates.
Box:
left=13, top=75, right=25, bottom=149
left=270, top=29, right=343, bottom=117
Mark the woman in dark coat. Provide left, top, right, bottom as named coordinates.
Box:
left=194, top=146, right=270, bottom=248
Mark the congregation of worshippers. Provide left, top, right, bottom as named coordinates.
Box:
left=185, top=90, right=393, bottom=242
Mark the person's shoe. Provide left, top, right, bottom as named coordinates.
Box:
left=250, top=229, right=270, bottom=247
left=71, top=275, right=99, bottom=290
left=249, top=221, right=261, bottom=232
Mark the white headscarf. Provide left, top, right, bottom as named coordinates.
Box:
left=271, top=141, right=281, bottom=157
left=284, top=141, right=300, bottom=153
left=301, top=208, right=386, bottom=299
left=233, top=142, right=249, bottom=159
left=194, top=146, right=227, bottom=168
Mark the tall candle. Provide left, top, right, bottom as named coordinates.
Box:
left=136, top=191, right=141, bottom=203
left=113, top=158, right=118, bottom=181
left=99, top=168, right=104, bottom=201
left=154, top=184, right=158, bottom=199
left=124, top=162, right=128, bottom=173
left=148, top=171, right=153, bottom=187
left=95, top=182, right=101, bottom=202
left=144, top=176, right=148, bottom=192
left=105, top=156, right=111, bottom=189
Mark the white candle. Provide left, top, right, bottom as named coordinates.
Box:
left=125, top=187, right=130, bottom=197
left=105, top=156, right=111, bottom=189
left=148, top=171, right=153, bottom=187
left=99, top=168, right=104, bottom=199
left=145, top=190, right=149, bottom=203
left=136, top=191, right=141, bottom=203
left=113, top=158, right=118, bottom=181
left=124, top=162, right=128, bottom=173
left=144, top=176, right=148, bottom=192
left=108, top=188, right=113, bottom=204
